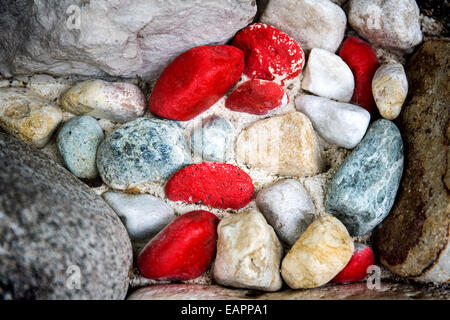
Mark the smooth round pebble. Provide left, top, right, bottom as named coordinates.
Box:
left=281, top=216, right=354, bottom=289
left=256, top=179, right=315, bottom=246
left=97, top=117, right=191, bottom=190
left=57, top=115, right=104, bottom=179
left=332, top=243, right=375, bottom=284
left=103, top=191, right=176, bottom=239
left=191, top=116, right=233, bottom=162
left=372, top=62, right=408, bottom=120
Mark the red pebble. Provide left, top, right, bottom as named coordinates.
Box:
left=165, top=162, right=254, bottom=210
left=332, top=243, right=375, bottom=284
left=339, top=37, right=380, bottom=116
left=232, top=23, right=305, bottom=86
left=137, top=210, right=219, bottom=281
left=148, top=45, right=244, bottom=121
left=225, top=79, right=288, bottom=115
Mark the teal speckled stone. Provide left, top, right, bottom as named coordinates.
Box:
left=97, top=117, right=190, bottom=190
left=325, top=119, right=404, bottom=236
left=57, top=115, right=104, bottom=179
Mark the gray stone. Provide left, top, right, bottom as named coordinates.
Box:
left=103, top=191, right=175, bottom=240
left=347, top=0, right=423, bottom=50
left=0, top=0, right=256, bottom=80
left=325, top=119, right=404, bottom=236
left=256, top=179, right=315, bottom=246
left=261, top=0, right=347, bottom=52
left=97, top=117, right=191, bottom=190
left=57, top=115, right=104, bottom=179
left=191, top=116, right=233, bottom=162
left=0, top=133, right=132, bottom=299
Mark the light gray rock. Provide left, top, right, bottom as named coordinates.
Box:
left=261, top=0, right=347, bottom=52
left=372, top=62, right=408, bottom=120
left=0, top=133, right=132, bottom=299
left=301, top=48, right=355, bottom=102
left=347, top=0, right=422, bottom=50
left=295, top=94, right=370, bottom=149
left=103, top=191, right=175, bottom=240
left=256, top=179, right=315, bottom=246
left=0, top=0, right=256, bottom=79
left=213, top=210, right=283, bottom=292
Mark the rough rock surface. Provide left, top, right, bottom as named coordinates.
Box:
left=325, top=119, right=404, bottom=236
left=372, top=62, right=408, bottom=120
left=127, top=282, right=450, bottom=300
left=256, top=179, right=315, bottom=246
left=102, top=191, right=175, bottom=240
left=0, top=0, right=256, bottom=79
left=0, top=87, right=62, bottom=148
left=235, top=112, right=324, bottom=177
left=301, top=48, right=355, bottom=102
left=213, top=210, right=283, bottom=292
left=281, top=216, right=354, bottom=289
left=261, top=0, right=347, bottom=52
left=57, top=115, right=104, bottom=179
left=0, top=133, right=132, bottom=299
left=375, top=40, right=450, bottom=284
left=60, top=80, right=145, bottom=123
left=347, top=0, right=423, bottom=50
left=296, top=94, right=370, bottom=149
left=97, top=118, right=191, bottom=190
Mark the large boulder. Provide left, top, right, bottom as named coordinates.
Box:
left=0, top=0, right=256, bottom=79
left=0, top=133, right=133, bottom=299
left=375, top=40, right=450, bottom=284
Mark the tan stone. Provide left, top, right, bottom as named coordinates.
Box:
left=375, top=40, right=450, bottom=284
left=213, top=209, right=283, bottom=292
left=372, top=62, right=408, bottom=120
left=60, top=80, right=145, bottom=122
left=0, top=87, right=62, bottom=148
left=281, top=215, right=354, bottom=289
left=235, top=112, right=324, bottom=177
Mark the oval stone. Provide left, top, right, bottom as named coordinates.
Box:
left=57, top=116, right=104, bottom=179
left=325, top=119, right=404, bottom=236
left=97, top=117, right=191, bottom=190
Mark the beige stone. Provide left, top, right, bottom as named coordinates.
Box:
left=281, top=216, right=354, bottom=289
left=235, top=112, right=324, bottom=177
left=213, top=210, right=283, bottom=292
left=372, top=62, right=408, bottom=120
left=60, top=80, right=145, bottom=122
left=0, top=87, right=62, bottom=148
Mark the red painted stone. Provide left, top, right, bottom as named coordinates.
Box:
left=339, top=37, right=380, bottom=117
left=137, top=210, right=219, bottom=281
left=148, top=45, right=244, bottom=121
left=165, top=162, right=254, bottom=210
left=332, top=243, right=375, bottom=284
left=232, top=23, right=305, bottom=86
left=225, top=79, right=287, bottom=115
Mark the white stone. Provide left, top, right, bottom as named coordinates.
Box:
left=0, top=0, right=256, bottom=79
left=347, top=0, right=422, bottom=50
left=0, top=87, right=62, bottom=148
left=103, top=191, right=175, bottom=239
left=261, top=0, right=347, bottom=52
left=213, top=210, right=283, bottom=292
left=295, top=94, right=370, bottom=149
left=60, top=80, right=146, bottom=123
left=372, top=62, right=408, bottom=120
left=256, top=179, right=315, bottom=246
left=301, top=48, right=355, bottom=102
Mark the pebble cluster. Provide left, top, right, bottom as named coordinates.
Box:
left=2, top=0, right=438, bottom=295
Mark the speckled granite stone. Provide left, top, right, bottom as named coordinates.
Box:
left=325, top=119, right=404, bottom=236
left=0, top=133, right=132, bottom=299
left=375, top=40, right=450, bottom=284
left=57, top=115, right=104, bottom=179
left=97, top=117, right=191, bottom=190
